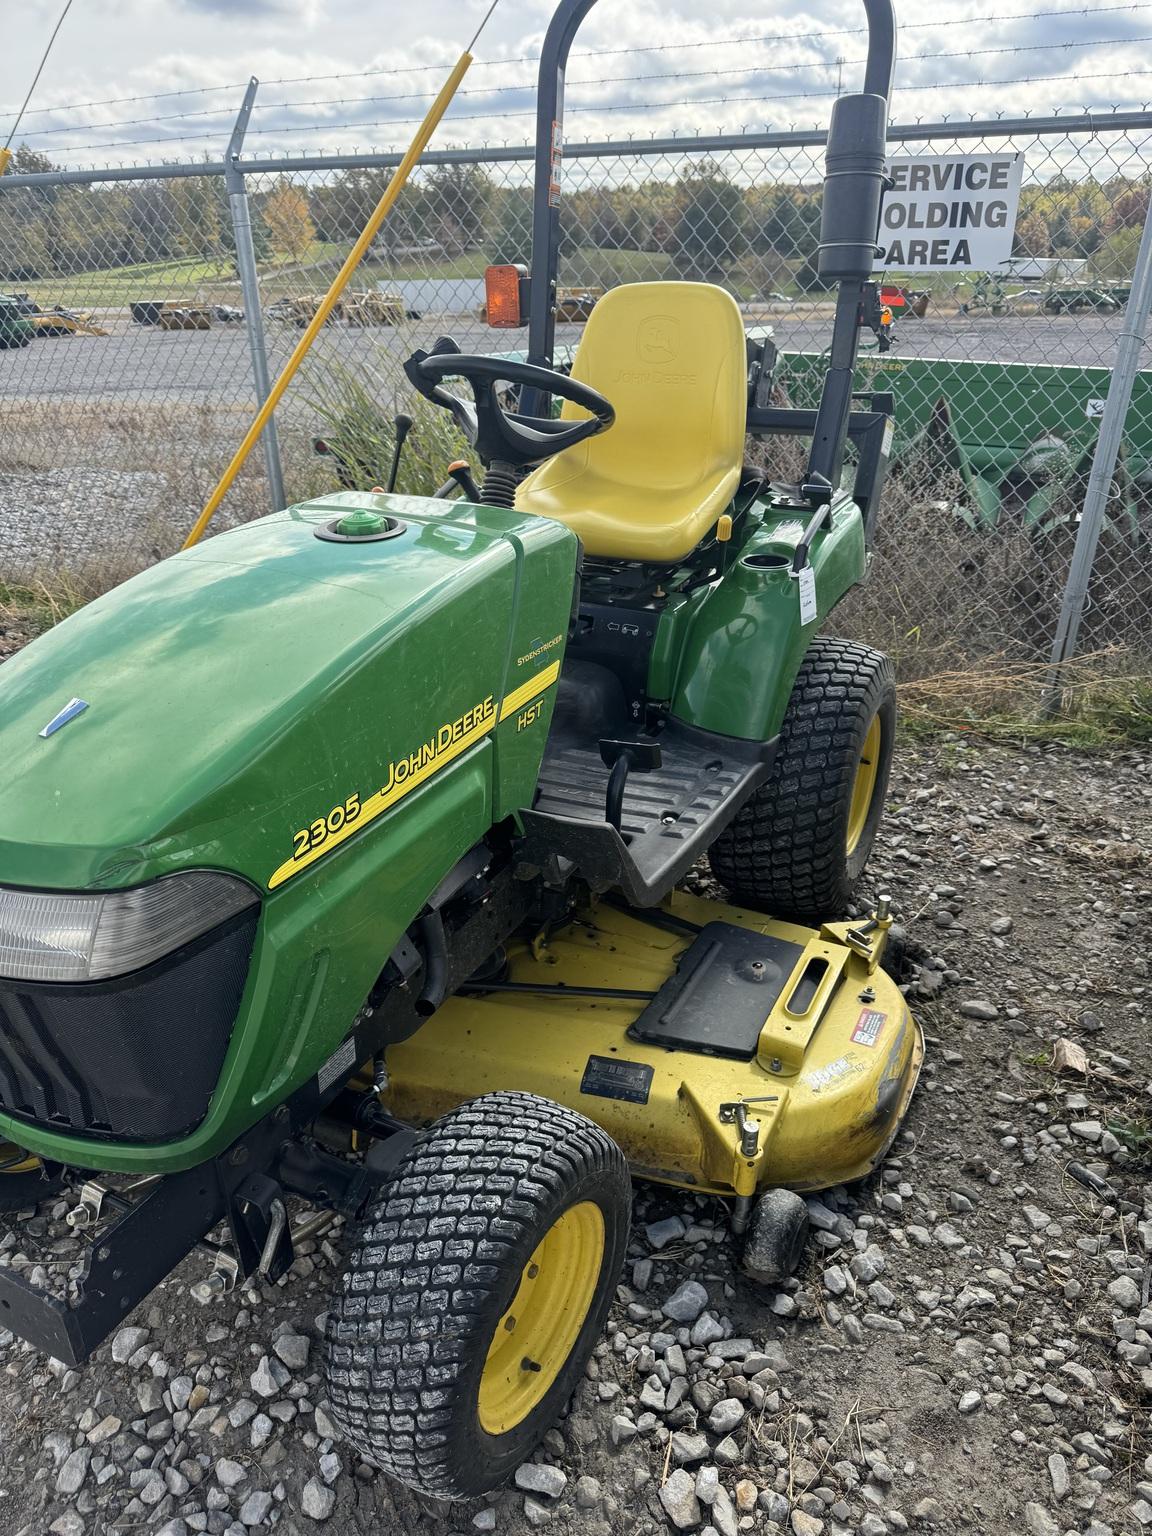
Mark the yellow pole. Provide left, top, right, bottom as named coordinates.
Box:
left=0, top=148, right=12, bottom=177
left=182, top=51, right=473, bottom=550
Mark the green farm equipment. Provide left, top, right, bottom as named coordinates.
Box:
left=0, top=293, right=34, bottom=349
left=1042, top=286, right=1122, bottom=316
left=779, top=349, right=1152, bottom=539
left=0, top=0, right=922, bottom=1498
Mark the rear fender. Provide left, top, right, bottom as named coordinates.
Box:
left=664, top=497, right=866, bottom=742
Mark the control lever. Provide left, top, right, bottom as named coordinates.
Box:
left=445, top=459, right=481, bottom=501
left=599, top=739, right=662, bottom=834
left=385, top=413, right=414, bottom=493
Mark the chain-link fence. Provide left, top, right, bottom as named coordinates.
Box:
left=2, top=113, right=1151, bottom=687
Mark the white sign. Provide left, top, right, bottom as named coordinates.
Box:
left=875, top=153, right=1025, bottom=272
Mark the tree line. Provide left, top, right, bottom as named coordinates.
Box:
left=0, top=143, right=1146, bottom=290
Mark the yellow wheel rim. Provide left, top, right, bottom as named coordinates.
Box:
left=0, top=1141, right=39, bottom=1175
left=846, top=715, right=882, bottom=855
left=478, top=1200, right=605, bottom=1436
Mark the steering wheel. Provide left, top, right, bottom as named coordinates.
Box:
left=403, top=339, right=615, bottom=470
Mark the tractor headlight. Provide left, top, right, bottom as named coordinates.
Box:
left=0, top=873, right=259, bottom=984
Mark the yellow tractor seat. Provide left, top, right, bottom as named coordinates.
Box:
left=515, top=282, right=748, bottom=563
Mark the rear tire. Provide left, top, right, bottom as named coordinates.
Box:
left=709, top=637, right=896, bottom=924
left=324, top=1091, right=631, bottom=1498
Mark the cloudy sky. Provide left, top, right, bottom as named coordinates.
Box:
left=1, top=0, right=1149, bottom=168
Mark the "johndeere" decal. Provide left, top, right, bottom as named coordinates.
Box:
left=269, top=664, right=560, bottom=890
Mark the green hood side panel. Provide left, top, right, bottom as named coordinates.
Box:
left=0, top=492, right=577, bottom=1172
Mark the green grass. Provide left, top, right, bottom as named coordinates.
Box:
left=0, top=577, right=89, bottom=633
left=898, top=670, right=1152, bottom=749
left=10, top=256, right=240, bottom=309
left=9, top=240, right=840, bottom=313
left=1106, top=1115, right=1152, bottom=1155
left=10, top=244, right=683, bottom=311
left=559, top=247, right=676, bottom=288
left=259, top=244, right=679, bottom=298
left=1017, top=1050, right=1053, bottom=1070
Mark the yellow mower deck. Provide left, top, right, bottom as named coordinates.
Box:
left=383, top=890, right=923, bottom=1201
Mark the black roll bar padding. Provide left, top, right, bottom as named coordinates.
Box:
left=817, top=92, right=889, bottom=282
left=806, top=3, right=896, bottom=497
left=860, top=0, right=897, bottom=99
left=526, top=0, right=601, bottom=385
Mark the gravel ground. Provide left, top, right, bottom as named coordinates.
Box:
left=0, top=729, right=1150, bottom=1536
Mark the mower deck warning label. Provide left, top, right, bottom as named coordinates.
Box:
left=851, top=1008, right=887, bottom=1048
left=580, top=1054, right=653, bottom=1105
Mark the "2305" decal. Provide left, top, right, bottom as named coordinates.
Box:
left=291, top=793, right=362, bottom=862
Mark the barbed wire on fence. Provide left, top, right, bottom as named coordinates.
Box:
left=7, top=10, right=1152, bottom=164
left=7, top=0, right=1152, bottom=128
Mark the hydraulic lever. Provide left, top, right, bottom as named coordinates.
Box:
left=386, top=413, right=414, bottom=493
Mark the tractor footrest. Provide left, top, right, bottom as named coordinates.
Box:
left=518, top=722, right=775, bottom=905
left=627, top=921, right=805, bottom=1058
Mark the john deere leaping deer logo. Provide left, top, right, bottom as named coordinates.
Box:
left=637, top=314, right=679, bottom=364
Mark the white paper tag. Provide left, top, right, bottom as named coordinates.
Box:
left=796, top=565, right=818, bottom=626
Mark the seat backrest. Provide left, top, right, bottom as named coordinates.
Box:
left=516, top=282, right=748, bottom=562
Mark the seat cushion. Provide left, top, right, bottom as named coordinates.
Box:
left=516, top=282, right=747, bottom=563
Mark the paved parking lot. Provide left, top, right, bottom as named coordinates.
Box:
left=1, top=310, right=1144, bottom=409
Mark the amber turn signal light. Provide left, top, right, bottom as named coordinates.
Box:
left=484, top=264, right=526, bottom=328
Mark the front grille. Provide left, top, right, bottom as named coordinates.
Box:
left=0, top=911, right=257, bottom=1143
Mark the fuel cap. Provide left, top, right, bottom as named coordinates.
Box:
left=315, top=508, right=407, bottom=543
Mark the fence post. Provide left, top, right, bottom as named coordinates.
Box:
left=224, top=78, right=286, bottom=514
left=1041, top=188, right=1152, bottom=714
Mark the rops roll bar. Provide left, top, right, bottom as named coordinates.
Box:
left=525, top=0, right=898, bottom=502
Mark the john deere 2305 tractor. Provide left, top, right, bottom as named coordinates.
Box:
left=0, top=0, right=920, bottom=1498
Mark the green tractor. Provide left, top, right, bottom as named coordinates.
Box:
left=0, top=0, right=920, bottom=1499
left=0, top=292, right=34, bottom=349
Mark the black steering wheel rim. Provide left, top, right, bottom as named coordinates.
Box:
left=404, top=345, right=615, bottom=469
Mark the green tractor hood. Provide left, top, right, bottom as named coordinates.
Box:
left=0, top=494, right=576, bottom=895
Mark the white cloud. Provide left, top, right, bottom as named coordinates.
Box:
left=2, top=0, right=1149, bottom=166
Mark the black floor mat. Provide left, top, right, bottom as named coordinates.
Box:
left=521, top=720, right=774, bottom=905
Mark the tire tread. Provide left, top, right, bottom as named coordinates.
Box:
left=324, top=1091, right=629, bottom=1496
left=709, top=636, right=895, bottom=922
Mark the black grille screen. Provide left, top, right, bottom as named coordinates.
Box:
left=0, top=912, right=257, bottom=1143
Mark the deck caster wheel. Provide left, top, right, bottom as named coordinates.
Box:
left=742, top=1188, right=810, bottom=1285
left=0, top=1142, right=64, bottom=1213
left=323, top=1091, right=631, bottom=1499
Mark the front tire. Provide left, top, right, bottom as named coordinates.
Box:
left=709, top=637, right=896, bottom=923
left=0, top=1142, right=64, bottom=1212
left=324, top=1091, right=631, bottom=1498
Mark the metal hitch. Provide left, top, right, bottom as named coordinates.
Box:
left=65, top=1181, right=107, bottom=1230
